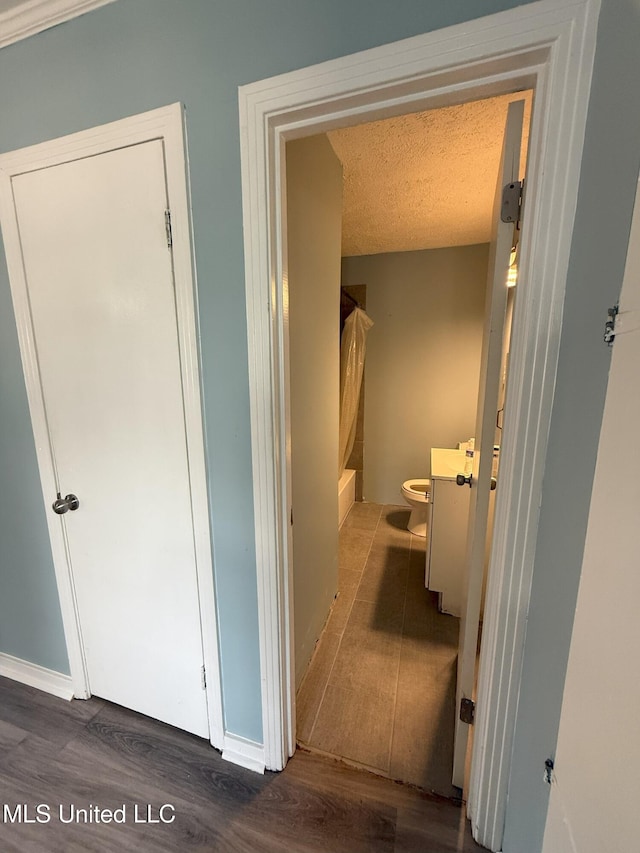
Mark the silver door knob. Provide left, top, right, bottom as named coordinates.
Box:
left=52, top=493, right=80, bottom=514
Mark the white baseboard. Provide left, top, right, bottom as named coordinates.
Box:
left=0, top=652, right=74, bottom=700
left=222, top=732, right=266, bottom=774
left=0, top=652, right=265, bottom=774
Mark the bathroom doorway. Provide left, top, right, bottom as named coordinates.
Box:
left=239, top=10, right=597, bottom=845
left=287, top=93, right=528, bottom=797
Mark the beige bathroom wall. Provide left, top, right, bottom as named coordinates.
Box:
left=342, top=245, right=488, bottom=505
left=287, top=135, right=343, bottom=688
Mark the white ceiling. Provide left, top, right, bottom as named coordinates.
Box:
left=0, top=1, right=117, bottom=50
left=327, top=91, right=532, bottom=256
left=0, top=0, right=29, bottom=12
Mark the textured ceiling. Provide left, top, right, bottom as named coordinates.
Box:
left=327, top=91, right=532, bottom=256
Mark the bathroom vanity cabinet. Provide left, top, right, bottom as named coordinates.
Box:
left=426, top=447, right=495, bottom=618
left=426, top=449, right=470, bottom=617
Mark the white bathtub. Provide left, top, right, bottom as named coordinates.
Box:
left=338, top=468, right=356, bottom=528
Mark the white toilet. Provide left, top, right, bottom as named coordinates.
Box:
left=401, top=478, right=431, bottom=537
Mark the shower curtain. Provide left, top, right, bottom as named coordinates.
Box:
left=339, top=307, right=374, bottom=477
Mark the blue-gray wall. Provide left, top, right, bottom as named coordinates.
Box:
left=0, top=1, right=637, bottom=850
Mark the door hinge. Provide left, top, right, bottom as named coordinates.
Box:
left=604, top=303, right=619, bottom=346
left=201, top=665, right=206, bottom=690
left=501, top=180, right=523, bottom=226
left=164, top=208, right=173, bottom=249
left=544, top=757, right=555, bottom=784
left=460, top=697, right=475, bottom=725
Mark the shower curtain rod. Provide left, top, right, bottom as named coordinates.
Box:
left=340, top=287, right=360, bottom=309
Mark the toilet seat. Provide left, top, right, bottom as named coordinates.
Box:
left=401, top=478, right=431, bottom=503
left=401, top=478, right=431, bottom=537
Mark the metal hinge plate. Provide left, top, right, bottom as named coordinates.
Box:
left=460, top=697, right=475, bottom=725
left=544, top=757, right=555, bottom=784
left=165, top=209, right=173, bottom=248
left=201, top=665, right=206, bottom=690
left=604, top=303, right=619, bottom=346
left=501, top=180, right=523, bottom=225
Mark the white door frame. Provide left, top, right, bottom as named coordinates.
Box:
left=0, top=103, right=224, bottom=750
left=239, top=0, right=600, bottom=847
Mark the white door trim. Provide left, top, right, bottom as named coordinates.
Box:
left=239, top=0, right=599, bottom=846
left=0, top=103, right=224, bottom=750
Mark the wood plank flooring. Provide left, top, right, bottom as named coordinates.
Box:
left=0, top=674, right=481, bottom=852
left=297, top=503, right=460, bottom=799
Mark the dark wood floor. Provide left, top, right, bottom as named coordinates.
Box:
left=0, top=676, right=482, bottom=852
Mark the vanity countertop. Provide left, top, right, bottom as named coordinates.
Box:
left=430, top=447, right=467, bottom=480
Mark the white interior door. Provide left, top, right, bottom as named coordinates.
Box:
left=542, top=174, right=640, bottom=853
left=452, top=100, right=525, bottom=788
left=10, top=139, right=210, bottom=738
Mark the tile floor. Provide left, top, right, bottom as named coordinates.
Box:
left=296, top=502, right=460, bottom=800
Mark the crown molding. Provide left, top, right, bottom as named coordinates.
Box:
left=0, top=0, right=117, bottom=50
